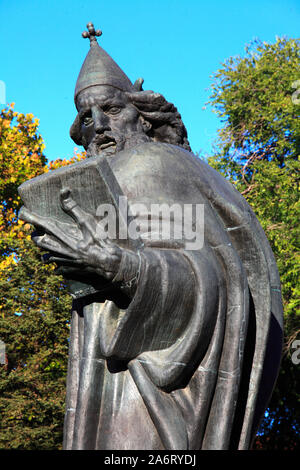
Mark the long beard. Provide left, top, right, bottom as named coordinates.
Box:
left=86, top=131, right=150, bottom=158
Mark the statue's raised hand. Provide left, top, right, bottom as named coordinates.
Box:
left=47, top=187, right=124, bottom=281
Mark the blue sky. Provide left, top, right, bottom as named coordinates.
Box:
left=0, top=0, right=299, bottom=161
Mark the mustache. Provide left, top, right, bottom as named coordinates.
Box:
left=85, top=134, right=114, bottom=157
left=86, top=131, right=124, bottom=157
left=92, top=132, right=116, bottom=146
left=85, top=131, right=151, bottom=157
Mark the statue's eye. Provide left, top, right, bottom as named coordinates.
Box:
left=83, top=115, right=93, bottom=126
left=106, top=106, right=121, bottom=115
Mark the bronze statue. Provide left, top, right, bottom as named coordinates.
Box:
left=18, top=23, right=283, bottom=450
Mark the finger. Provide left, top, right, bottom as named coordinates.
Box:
left=43, top=254, right=85, bottom=266
left=60, top=188, right=97, bottom=242
left=96, top=237, right=120, bottom=251
left=32, top=232, right=78, bottom=259
left=20, top=207, right=79, bottom=252
left=60, top=190, right=116, bottom=250
left=95, top=267, right=115, bottom=280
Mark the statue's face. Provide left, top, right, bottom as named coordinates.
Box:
left=76, top=85, right=148, bottom=156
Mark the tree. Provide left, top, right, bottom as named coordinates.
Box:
left=207, top=37, right=300, bottom=449
left=208, top=37, right=299, bottom=171
left=0, top=104, right=85, bottom=449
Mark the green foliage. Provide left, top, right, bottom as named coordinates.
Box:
left=0, top=104, right=84, bottom=449
left=209, top=37, right=300, bottom=172
left=243, top=160, right=299, bottom=321
left=0, top=240, right=71, bottom=449
left=208, top=37, right=300, bottom=449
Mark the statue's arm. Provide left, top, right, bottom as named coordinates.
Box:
left=111, top=249, right=141, bottom=298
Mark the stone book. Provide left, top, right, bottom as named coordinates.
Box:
left=18, top=156, right=142, bottom=298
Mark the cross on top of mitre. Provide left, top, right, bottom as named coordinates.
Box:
left=82, top=22, right=102, bottom=45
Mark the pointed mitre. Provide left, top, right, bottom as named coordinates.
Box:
left=75, top=22, right=133, bottom=100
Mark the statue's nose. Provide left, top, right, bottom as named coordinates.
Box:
left=92, top=108, right=110, bottom=134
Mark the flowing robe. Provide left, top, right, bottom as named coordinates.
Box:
left=62, top=142, right=283, bottom=450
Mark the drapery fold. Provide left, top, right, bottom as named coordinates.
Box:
left=63, top=142, right=283, bottom=450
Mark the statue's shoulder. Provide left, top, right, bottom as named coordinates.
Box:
left=109, top=142, right=199, bottom=175
left=109, top=142, right=253, bottom=220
